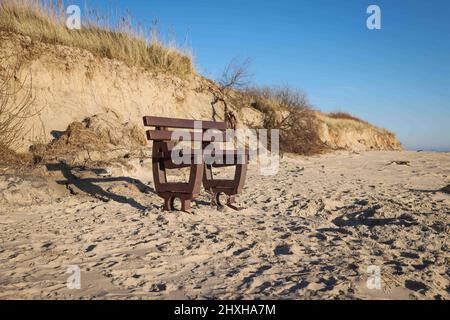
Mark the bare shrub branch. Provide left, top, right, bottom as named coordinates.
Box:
left=219, top=58, right=251, bottom=91
left=202, top=58, right=251, bottom=129
left=246, top=86, right=325, bottom=155
left=0, top=52, right=35, bottom=153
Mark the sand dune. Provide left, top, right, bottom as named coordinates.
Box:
left=1, top=31, right=401, bottom=154
left=0, top=151, right=448, bottom=299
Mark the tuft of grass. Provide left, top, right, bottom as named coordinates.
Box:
left=0, top=145, right=33, bottom=168
left=0, top=0, right=193, bottom=77
left=318, top=111, right=399, bottom=142
left=327, top=111, right=369, bottom=124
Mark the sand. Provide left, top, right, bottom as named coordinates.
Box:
left=0, top=151, right=448, bottom=300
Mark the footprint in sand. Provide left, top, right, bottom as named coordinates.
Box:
left=274, top=244, right=293, bottom=255
left=85, top=244, right=97, bottom=252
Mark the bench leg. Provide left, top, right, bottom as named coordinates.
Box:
left=151, top=140, right=202, bottom=212
left=163, top=196, right=173, bottom=211
left=209, top=192, right=245, bottom=211
left=181, top=198, right=191, bottom=211
left=203, top=161, right=248, bottom=210
left=162, top=194, right=192, bottom=212
left=226, top=195, right=245, bottom=211
left=209, top=190, right=219, bottom=208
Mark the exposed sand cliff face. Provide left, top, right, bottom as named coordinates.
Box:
left=0, top=32, right=225, bottom=151
left=316, top=113, right=402, bottom=152
left=1, top=31, right=401, bottom=153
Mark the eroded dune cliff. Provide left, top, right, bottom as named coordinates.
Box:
left=1, top=31, right=401, bottom=155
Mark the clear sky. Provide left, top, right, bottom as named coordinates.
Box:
left=76, top=0, right=450, bottom=151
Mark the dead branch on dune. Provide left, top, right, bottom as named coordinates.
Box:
left=201, top=58, right=251, bottom=129
left=0, top=52, right=36, bottom=152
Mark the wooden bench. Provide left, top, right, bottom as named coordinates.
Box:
left=143, top=116, right=248, bottom=211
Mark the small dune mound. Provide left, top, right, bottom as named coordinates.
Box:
left=83, top=112, right=147, bottom=148
left=0, top=146, right=33, bottom=168
left=32, top=111, right=147, bottom=165
left=48, top=121, right=109, bottom=153
left=47, top=112, right=146, bottom=153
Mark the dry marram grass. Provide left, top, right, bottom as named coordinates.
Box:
left=327, top=111, right=369, bottom=124
left=0, top=0, right=193, bottom=77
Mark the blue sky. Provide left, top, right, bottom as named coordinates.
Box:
left=76, top=0, right=450, bottom=151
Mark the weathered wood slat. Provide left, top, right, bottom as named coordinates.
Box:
left=143, top=116, right=226, bottom=130
left=202, top=179, right=236, bottom=188
left=156, top=182, right=193, bottom=193
left=163, top=161, right=193, bottom=169
left=147, top=130, right=228, bottom=142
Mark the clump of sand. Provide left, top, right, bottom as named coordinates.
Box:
left=28, top=111, right=147, bottom=166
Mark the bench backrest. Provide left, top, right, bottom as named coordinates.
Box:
left=143, top=116, right=227, bottom=142
left=143, top=116, right=226, bottom=130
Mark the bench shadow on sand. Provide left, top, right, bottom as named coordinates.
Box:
left=46, top=162, right=153, bottom=211
left=331, top=206, right=417, bottom=229
left=408, top=184, right=450, bottom=195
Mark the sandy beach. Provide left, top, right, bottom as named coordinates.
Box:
left=0, top=151, right=448, bottom=299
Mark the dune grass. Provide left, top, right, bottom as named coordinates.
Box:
left=327, top=111, right=369, bottom=124
left=317, top=111, right=399, bottom=141
left=0, top=0, right=193, bottom=77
